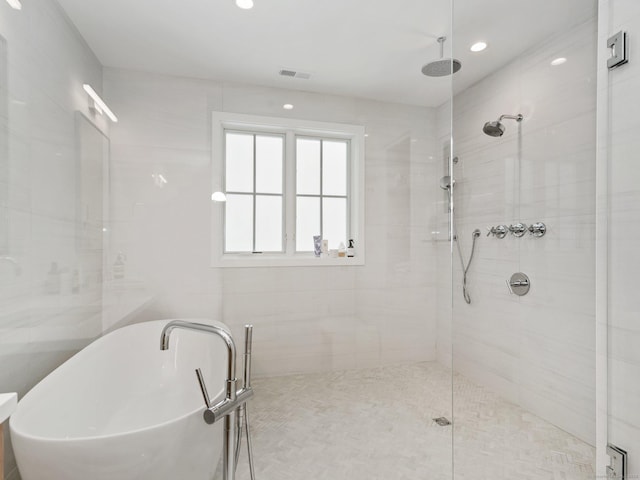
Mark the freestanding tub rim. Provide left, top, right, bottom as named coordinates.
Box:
left=10, top=318, right=228, bottom=443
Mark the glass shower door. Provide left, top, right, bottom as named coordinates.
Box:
left=450, top=1, right=599, bottom=478
left=599, top=0, right=640, bottom=477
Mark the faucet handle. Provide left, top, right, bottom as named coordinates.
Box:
left=527, top=222, right=547, bottom=237
left=494, top=225, right=508, bottom=239
left=508, top=223, right=527, bottom=237
left=195, top=368, right=213, bottom=409
left=487, top=225, right=508, bottom=239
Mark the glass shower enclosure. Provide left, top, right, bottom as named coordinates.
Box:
left=3, top=0, right=640, bottom=478
left=449, top=1, right=599, bottom=478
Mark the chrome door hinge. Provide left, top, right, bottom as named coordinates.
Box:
left=608, top=31, right=629, bottom=70
left=607, top=444, right=627, bottom=479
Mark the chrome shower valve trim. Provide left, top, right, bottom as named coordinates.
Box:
left=528, top=222, right=546, bottom=237
left=509, top=223, right=527, bottom=237
left=486, top=225, right=508, bottom=239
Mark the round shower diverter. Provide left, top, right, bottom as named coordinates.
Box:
left=507, top=272, right=530, bottom=296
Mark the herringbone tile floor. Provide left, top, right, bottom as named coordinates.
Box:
left=226, top=362, right=594, bottom=480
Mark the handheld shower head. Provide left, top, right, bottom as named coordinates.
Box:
left=482, top=114, right=523, bottom=137
left=439, top=175, right=455, bottom=190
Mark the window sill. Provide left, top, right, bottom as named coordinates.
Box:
left=212, top=254, right=365, bottom=268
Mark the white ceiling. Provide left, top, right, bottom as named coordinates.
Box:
left=57, top=0, right=596, bottom=107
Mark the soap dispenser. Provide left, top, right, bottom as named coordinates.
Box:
left=347, top=239, right=355, bottom=257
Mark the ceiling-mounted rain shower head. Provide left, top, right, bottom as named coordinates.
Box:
left=482, top=114, right=523, bottom=137
left=422, top=36, right=462, bottom=77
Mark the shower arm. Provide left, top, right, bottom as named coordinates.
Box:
left=498, top=114, right=523, bottom=122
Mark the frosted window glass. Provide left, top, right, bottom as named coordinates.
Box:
left=226, top=133, right=254, bottom=193
left=255, top=195, right=283, bottom=252
left=296, top=197, right=320, bottom=252
left=323, top=197, right=347, bottom=249
left=296, top=138, right=320, bottom=195
left=256, top=135, right=283, bottom=194
left=225, top=194, right=253, bottom=252
left=322, top=140, right=348, bottom=196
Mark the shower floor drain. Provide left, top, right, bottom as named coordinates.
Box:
left=433, top=417, right=452, bottom=426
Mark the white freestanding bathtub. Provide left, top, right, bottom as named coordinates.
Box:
left=10, top=319, right=228, bottom=480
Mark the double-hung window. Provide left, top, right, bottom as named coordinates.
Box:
left=212, top=112, right=365, bottom=267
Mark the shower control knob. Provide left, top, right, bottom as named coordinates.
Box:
left=527, top=222, right=546, bottom=237
left=509, top=223, right=527, bottom=237
left=506, top=272, right=531, bottom=296
left=494, top=225, right=508, bottom=239
left=486, top=225, right=508, bottom=239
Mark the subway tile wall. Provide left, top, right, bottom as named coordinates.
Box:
left=436, top=18, right=598, bottom=444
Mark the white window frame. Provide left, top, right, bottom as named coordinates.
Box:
left=211, top=111, right=365, bottom=268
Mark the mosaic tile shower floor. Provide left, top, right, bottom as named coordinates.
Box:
left=222, top=362, right=594, bottom=480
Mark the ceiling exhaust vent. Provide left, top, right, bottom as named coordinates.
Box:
left=279, top=69, right=311, bottom=80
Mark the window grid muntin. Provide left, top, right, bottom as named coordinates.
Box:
left=295, top=136, right=350, bottom=252
left=223, top=130, right=285, bottom=253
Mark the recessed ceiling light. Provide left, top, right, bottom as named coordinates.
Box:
left=470, top=42, right=487, bottom=52
left=5, top=0, right=22, bottom=10
left=283, top=104, right=294, bottom=110
left=235, top=0, right=253, bottom=9
left=550, top=57, right=567, bottom=66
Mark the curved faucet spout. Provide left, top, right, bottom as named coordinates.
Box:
left=160, top=320, right=236, bottom=386
left=160, top=320, right=238, bottom=480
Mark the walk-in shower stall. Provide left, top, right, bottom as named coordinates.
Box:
left=0, top=0, right=637, bottom=478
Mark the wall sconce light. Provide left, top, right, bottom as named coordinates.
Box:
left=83, top=84, right=118, bottom=122
left=211, top=191, right=227, bottom=202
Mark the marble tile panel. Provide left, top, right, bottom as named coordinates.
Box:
left=226, top=362, right=594, bottom=480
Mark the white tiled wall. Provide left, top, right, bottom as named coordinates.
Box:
left=600, top=0, right=640, bottom=474
left=1, top=1, right=617, bottom=477
left=0, top=1, right=106, bottom=478
left=436, top=19, right=598, bottom=444
left=103, top=68, right=441, bottom=377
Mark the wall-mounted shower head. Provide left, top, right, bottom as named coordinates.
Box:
left=422, top=37, right=462, bottom=77
left=482, top=114, right=523, bottom=137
